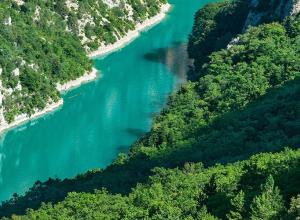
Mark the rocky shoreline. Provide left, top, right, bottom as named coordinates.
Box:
left=0, top=3, right=171, bottom=136
left=0, top=99, right=64, bottom=135
left=88, top=4, right=171, bottom=58
left=56, top=68, right=98, bottom=92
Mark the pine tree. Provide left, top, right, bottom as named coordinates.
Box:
left=226, top=190, right=245, bottom=220
left=288, top=195, right=300, bottom=219
left=250, top=175, right=285, bottom=220
left=196, top=206, right=218, bottom=220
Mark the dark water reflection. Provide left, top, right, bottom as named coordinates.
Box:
left=143, top=42, right=192, bottom=82
left=116, top=145, right=130, bottom=154
left=126, top=128, right=147, bottom=138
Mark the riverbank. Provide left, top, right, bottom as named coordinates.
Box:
left=88, top=3, right=171, bottom=58
left=56, top=68, right=98, bottom=92
left=0, top=3, right=171, bottom=136
left=0, top=99, right=63, bottom=135
left=0, top=68, right=98, bottom=136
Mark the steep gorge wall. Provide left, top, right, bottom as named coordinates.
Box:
left=243, top=0, right=300, bottom=30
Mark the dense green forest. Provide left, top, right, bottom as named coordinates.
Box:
left=4, top=149, right=300, bottom=219
left=0, top=0, right=166, bottom=124
left=1, top=0, right=299, bottom=219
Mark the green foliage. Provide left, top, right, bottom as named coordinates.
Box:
left=136, top=20, right=300, bottom=152
left=187, top=0, right=250, bottom=75
left=288, top=195, right=300, bottom=219
left=250, top=175, right=285, bottom=219
left=1, top=1, right=299, bottom=219
left=226, top=191, right=245, bottom=220
left=7, top=149, right=300, bottom=219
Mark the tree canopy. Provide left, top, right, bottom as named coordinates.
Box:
left=0, top=0, right=299, bottom=219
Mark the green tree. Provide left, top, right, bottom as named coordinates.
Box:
left=250, top=175, right=285, bottom=220
left=226, top=191, right=245, bottom=220
left=196, top=206, right=218, bottom=220
left=288, top=195, right=300, bottom=219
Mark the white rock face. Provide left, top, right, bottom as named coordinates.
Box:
left=0, top=81, right=7, bottom=126
left=103, top=0, right=120, bottom=8
left=290, top=0, right=300, bottom=14
left=12, top=68, right=20, bottom=77
left=78, top=13, right=95, bottom=44
left=124, top=3, right=134, bottom=20
left=16, top=82, right=22, bottom=91
left=4, top=16, right=12, bottom=26
left=65, top=0, right=79, bottom=11
left=227, top=37, right=240, bottom=49
left=33, top=6, right=41, bottom=21
left=243, top=0, right=300, bottom=31
left=14, top=0, right=24, bottom=6
left=5, top=88, right=13, bottom=96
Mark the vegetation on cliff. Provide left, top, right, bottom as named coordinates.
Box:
left=1, top=0, right=299, bottom=219
left=0, top=0, right=167, bottom=124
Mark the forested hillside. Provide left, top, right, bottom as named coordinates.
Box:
left=5, top=149, right=300, bottom=219
left=1, top=0, right=300, bottom=219
left=0, top=0, right=167, bottom=126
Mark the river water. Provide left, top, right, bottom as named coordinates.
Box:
left=0, top=0, right=214, bottom=201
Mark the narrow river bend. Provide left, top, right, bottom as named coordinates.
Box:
left=0, top=0, right=215, bottom=201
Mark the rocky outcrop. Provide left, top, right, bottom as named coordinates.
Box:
left=285, top=0, right=300, bottom=16
left=243, top=0, right=300, bottom=30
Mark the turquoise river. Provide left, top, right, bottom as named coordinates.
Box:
left=0, top=0, right=214, bottom=201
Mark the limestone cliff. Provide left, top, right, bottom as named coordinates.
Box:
left=243, top=0, right=300, bottom=30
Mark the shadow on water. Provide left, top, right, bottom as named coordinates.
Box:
left=116, top=128, right=148, bottom=154
left=143, top=41, right=192, bottom=81
left=116, top=145, right=130, bottom=154
left=126, top=128, right=147, bottom=138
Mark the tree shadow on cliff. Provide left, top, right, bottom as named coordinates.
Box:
left=1, top=78, right=299, bottom=217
